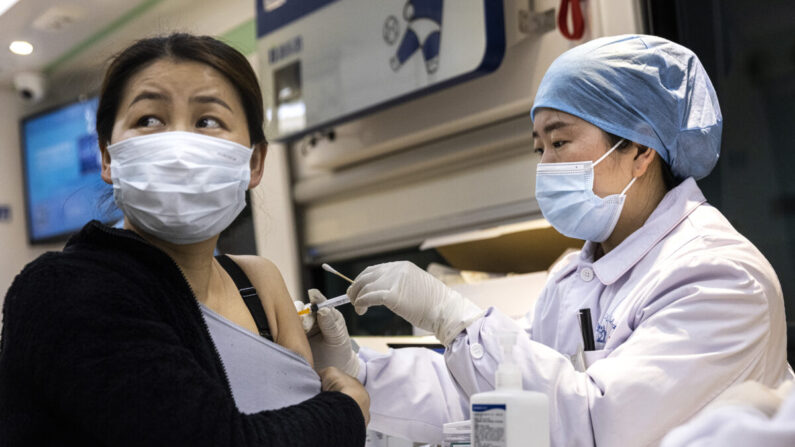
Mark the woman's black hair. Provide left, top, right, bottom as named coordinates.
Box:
left=96, top=33, right=266, bottom=147
left=604, top=132, right=680, bottom=191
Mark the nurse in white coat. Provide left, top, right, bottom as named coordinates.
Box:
left=305, top=35, right=792, bottom=446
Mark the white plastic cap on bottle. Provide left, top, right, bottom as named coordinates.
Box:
left=495, top=331, right=522, bottom=389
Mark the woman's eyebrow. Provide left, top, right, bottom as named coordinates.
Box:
left=190, top=95, right=232, bottom=112
left=128, top=91, right=169, bottom=109
left=532, top=121, right=571, bottom=138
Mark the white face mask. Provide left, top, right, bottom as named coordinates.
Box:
left=107, top=131, right=253, bottom=244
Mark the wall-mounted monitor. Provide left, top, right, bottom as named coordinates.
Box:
left=20, top=97, right=122, bottom=244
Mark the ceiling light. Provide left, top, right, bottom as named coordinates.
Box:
left=9, top=40, right=33, bottom=55
left=0, top=0, right=20, bottom=18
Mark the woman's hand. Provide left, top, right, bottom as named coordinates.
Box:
left=319, top=367, right=370, bottom=426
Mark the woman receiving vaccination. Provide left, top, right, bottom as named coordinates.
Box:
left=0, top=33, right=368, bottom=446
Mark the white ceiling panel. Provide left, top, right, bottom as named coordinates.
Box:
left=0, top=0, right=255, bottom=88
left=0, top=0, right=151, bottom=84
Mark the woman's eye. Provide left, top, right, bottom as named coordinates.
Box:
left=534, top=147, right=544, bottom=155
left=552, top=140, right=567, bottom=149
left=196, top=117, right=223, bottom=129
left=136, top=116, right=163, bottom=128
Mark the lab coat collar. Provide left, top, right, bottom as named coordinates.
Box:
left=549, top=249, right=584, bottom=283
left=588, top=177, right=706, bottom=285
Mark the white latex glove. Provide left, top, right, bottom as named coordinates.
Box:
left=304, top=289, right=360, bottom=378
left=294, top=300, right=315, bottom=332
left=347, top=261, right=485, bottom=346
left=704, top=380, right=795, bottom=418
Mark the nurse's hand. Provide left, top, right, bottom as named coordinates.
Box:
left=347, top=261, right=484, bottom=346
left=305, top=289, right=360, bottom=378
left=319, top=367, right=370, bottom=426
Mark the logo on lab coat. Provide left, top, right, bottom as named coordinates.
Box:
left=385, top=0, right=443, bottom=74
left=596, top=316, right=617, bottom=344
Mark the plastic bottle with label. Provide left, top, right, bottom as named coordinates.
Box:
left=470, top=331, right=549, bottom=447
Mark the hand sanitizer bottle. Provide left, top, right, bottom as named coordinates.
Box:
left=470, top=331, right=549, bottom=447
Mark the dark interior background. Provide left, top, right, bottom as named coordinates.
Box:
left=643, top=0, right=795, bottom=364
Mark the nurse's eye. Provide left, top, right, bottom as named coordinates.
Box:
left=196, top=117, right=224, bottom=129
left=534, top=147, right=544, bottom=155
left=552, top=140, right=567, bottom=149
left=136, top=116, right=164, bottom=128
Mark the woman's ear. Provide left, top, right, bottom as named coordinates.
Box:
left=631, top=145, right=657, bottom=178
left=100, top=142, right=112, bottom=184
left=248, top=141, right=268, bottom=189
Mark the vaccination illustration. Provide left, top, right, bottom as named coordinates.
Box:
left=0, top=0, right=793, bottom=446
left=386, top=0, right=444, bottom=74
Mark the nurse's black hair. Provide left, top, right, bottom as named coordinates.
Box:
left=95, top=33, right=266, bottom=147
left=604, top=132, right=680, bottom=191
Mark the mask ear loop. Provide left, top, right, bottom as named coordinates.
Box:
left=593, top=139, right=625, bottom=167
left=620, top=177, right=637, bottom=195
left=594, top=139, right=637, bottom=196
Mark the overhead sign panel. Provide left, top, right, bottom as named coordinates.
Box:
left=257, top=0, right=505, bottom=141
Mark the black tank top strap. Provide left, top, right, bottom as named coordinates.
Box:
left=214, top=254, right=273, bottom=341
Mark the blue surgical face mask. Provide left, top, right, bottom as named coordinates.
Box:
left=535, top=139, right=637, bottom=242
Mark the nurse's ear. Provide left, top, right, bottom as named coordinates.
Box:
left=99, top=141, right=112, bottom=185
left=631, top=145, right=657, bottom=178
left=247, top=141, right=268, bottom=189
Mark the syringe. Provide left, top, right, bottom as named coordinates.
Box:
left=297, top=263, right=354, bottom=316
left=297, top=293, right=351, bottom=316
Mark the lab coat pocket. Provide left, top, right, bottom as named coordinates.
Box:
left=570, top=349, right=586, bottom=372
left=583, top=349, right=608, bottom=369
left=570, top=347, right=609, bottom=372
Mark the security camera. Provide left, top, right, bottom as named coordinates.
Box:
left=13, top=72, right=47, bottom=103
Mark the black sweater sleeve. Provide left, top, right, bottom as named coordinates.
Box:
left=2, top=261, right=365, bottom=446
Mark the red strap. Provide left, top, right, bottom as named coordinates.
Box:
left=558, top=0, right=585, bottom=40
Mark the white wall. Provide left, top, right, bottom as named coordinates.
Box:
left=0, top=88, right=64, bottom=329
left=251, top=142, right=302, bottom=299
left=248, top=53, right=302, bottom=299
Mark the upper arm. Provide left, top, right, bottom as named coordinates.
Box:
left=229, top=255, right=313, bottom=367
left=588, top=258, right=773, bottom=445
left=448, top=257, right=777, bottom=447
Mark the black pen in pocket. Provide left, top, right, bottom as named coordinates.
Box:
left=578, top=308, right=596, bottom=351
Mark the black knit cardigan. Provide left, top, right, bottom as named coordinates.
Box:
left=0, top=221, right=365, bottom=446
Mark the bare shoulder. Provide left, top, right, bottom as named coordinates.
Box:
left=225, top=255, right=294, bottom=314
left=226, top=254, right=313, bottom=366
left=226, top=255, right=282, bottom=285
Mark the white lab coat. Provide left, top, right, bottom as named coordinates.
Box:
left=660, top=383, right=795, bottom=446
left=356, top=178, right=791, bottom=446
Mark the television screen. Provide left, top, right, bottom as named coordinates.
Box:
left=21, top=97, right=122, bottom=244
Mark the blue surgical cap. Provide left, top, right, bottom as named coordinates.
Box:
left=531, top=35, right=722, bottom=180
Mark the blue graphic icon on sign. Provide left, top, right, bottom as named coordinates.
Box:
left=389, top=0, right=443, bottom=74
